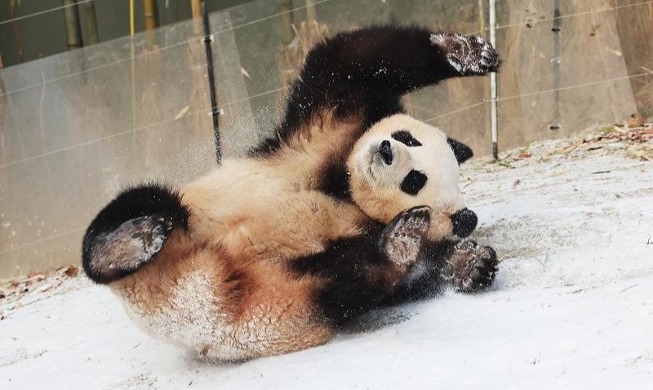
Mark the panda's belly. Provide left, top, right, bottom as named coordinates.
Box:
left=119, top=268, right=333, bottom=361
left=183, top=174, right=367, bottom=261
left=217, top=192, right=366, bottom=259
left=182, top=155, right=369, bottom=257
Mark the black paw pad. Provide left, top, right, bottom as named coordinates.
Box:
left=381, top=206, right=431, bottom=269
left=430, top=33, right=500, bottom=75
left=443, top=240, right=498, bottom=292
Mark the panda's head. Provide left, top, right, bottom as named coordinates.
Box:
left=347, top=114, right=477, bottom=241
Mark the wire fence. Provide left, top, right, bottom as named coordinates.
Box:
left=0, top=0, right=95, bottom=27
left=425, top=70, right=653, bottom=122
left=1, top=0, right=652, bottom=276
left=1, top=0, right=650, bottom=158
left=0, top=0, right=336, bottom=98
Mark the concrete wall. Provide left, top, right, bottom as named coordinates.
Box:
left=0, top=0, right=258, bottom=68
left=0, top=0, right=646, bottom=278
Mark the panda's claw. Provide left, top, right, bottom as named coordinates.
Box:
left=443, top=240, right=498, bottom=292
left=430, top=32, right=500, bottom=76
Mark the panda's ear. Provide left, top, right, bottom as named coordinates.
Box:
left=447, top=137, right=474, bottom=164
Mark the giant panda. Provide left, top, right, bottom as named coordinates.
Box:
left=81, top=26, right=500, bottom=361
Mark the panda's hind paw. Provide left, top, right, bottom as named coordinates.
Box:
left=430, top=33, right=500, bottom=76
left=443, top=240, right=498, bottom=293
left=381, top=206, right=431, bottom=269
left=83, top=215, right=170, bottom=284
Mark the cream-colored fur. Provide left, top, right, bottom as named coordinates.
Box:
left=109, top=111, right=373, bottom=361
left=347, top=114, right=466, bottom=241
left=113, top=232, right=335, bottom=360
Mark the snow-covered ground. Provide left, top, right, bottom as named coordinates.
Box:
left=1, top=126, right=652, bottom=389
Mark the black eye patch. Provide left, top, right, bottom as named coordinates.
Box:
left=400, top=170, right=428, bottom=195
left=391, top=130, right=422, bottom=147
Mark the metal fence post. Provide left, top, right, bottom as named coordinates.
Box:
left=202, top=1, right=222, bottom=164
left=489, top=0, right=499, bottom=160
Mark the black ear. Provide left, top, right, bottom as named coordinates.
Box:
left=447, top=138, right=474, bottom=164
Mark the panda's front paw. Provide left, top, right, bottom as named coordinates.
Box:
left=443, top=240, right=498, bottom=292
left=381, top=206, right=431, bottom=269
left=430, top=33, right=500, bottom=76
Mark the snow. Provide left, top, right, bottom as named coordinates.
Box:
left=1, top=128, right=652, bottom=389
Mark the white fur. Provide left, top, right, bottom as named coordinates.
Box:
left=347, top=114, right=466, bottom=240
left=120, top=271, right=244, bottom=360
left=120, top=271, right=307, bottom=361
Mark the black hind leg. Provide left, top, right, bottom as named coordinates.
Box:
left=292, top=206, right=431, bottom=325
left=81, top=184, right=189, bottom=284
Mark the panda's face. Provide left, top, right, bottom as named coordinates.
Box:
left=347, top=114, right=476, bottom=241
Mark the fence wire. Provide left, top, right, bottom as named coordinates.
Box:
left=1, top=0, right=652, bottom=261
left=0, top=0, right=95, bottom=27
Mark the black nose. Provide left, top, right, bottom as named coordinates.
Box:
left=451, top=208, right=477, bottom=238
left=378, top=140, right=393, bottom=165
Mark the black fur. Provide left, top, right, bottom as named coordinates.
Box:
left=249, top=136, right=282, bottom=157
left=400, top=170, right=428, bottom=195
left=392, top=130, right=423, bottom=147
left=450, top=208, right=478, bottom=238
left=81, top=184, right=189, bottom=284
left=381, top=239, right=457, bottom=304
left=317, top=161, right=353, bottom=201
left=292, top=207, right=431, bottom=325
left=294, top=224, right=498, bottom=321
left=292, top=231, right=389, bottom=324
left=383, top=239, right=498, bottom=303
left=250, top=25, right=497, bottom=198
left=280, top=25, right=498, bottom=144
left=447, top=137, right=474, bottom=164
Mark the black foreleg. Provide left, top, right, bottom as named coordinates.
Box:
left=384, top=239, right=499, bottom=304
left=292, top=206, right=431, bottom=325
left=283, top=25, right=501, bottom=132
left=251, top=25, right=500, bottom=158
